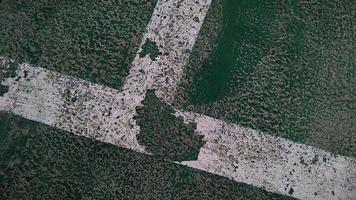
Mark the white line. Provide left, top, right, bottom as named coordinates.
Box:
left=1, top=62, right=355, bottom=200
left=1, top=62, right=145, bottom=152
left=123, top=0, right=212, bottom=103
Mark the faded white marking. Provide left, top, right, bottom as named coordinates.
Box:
left=1, top=64, right=145, bottom=151
left=176, top=111, right=356, bottom=200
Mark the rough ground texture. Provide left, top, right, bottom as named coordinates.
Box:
left=0, top=113, right=295, bottom=200
left=174, top=0, right=356, bottom=157
left=0, top=0, right=157, bottom=89
left=135, top=89, right=205, bottom=161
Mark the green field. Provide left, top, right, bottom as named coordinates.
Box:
left=0, top=0, right=157, bottom=89
left=174, top=0, right=355, bottom=157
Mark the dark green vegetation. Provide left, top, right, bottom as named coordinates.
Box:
left=175, top=0, right=356, bottom=157
left=0, top=85, right=9, bottom=96
left=0, top=0, right=157, bottom=89
left=135, top=89, right=205, bottom=161
left=139, top=39, right=162, bottom=61
left=0, top=113, right=294, bottom=200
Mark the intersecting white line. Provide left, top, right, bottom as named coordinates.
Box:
left=0, top=0, right=212, bottom=154
left=0, top=0, right=355, bottom=200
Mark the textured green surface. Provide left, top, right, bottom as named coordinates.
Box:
left=175, top=0, right=355, bottom=157
left=0, top=0, right=157, bottom=89
left=0, top=84, right=9, bottom=96
left=139, top=39, right=161, bottom=61
left=135, top=90, right=205, bottom=161
left=0, top=113, right=294, bottom=200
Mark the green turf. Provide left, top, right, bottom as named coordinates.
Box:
left=0, top=113, right=294, bottom=200
left=139, top=39, right=162, bottom=61
left=0, top=84, right=9, bottom=96
left=0, top=0, right=157, bottom=89
left=174, top=0, right=355, bottom=157
left=135, top=89, right=205, bottom=161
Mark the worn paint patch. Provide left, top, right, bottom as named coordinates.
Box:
left=125, top=0, right=213, bottom=103
left=1, top=64, right=63, bottom=125
left=0, top=85, right=9, bottom=96
left=1, top=63, right=145, bottom=152
left=135, top=89, right=205, bottom=161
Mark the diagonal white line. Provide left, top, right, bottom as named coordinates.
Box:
left=1, top=0, right=355, bottom=199
left=176, top=111, right=356, bottom=200
left=123, top=0, right=212, bottom=104
left=1, top=60, right=355, bottom=200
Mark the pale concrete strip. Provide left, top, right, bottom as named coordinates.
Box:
left=176, top=111, right=356, bottom=200
left=1, top=63, right=355, bottom=200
